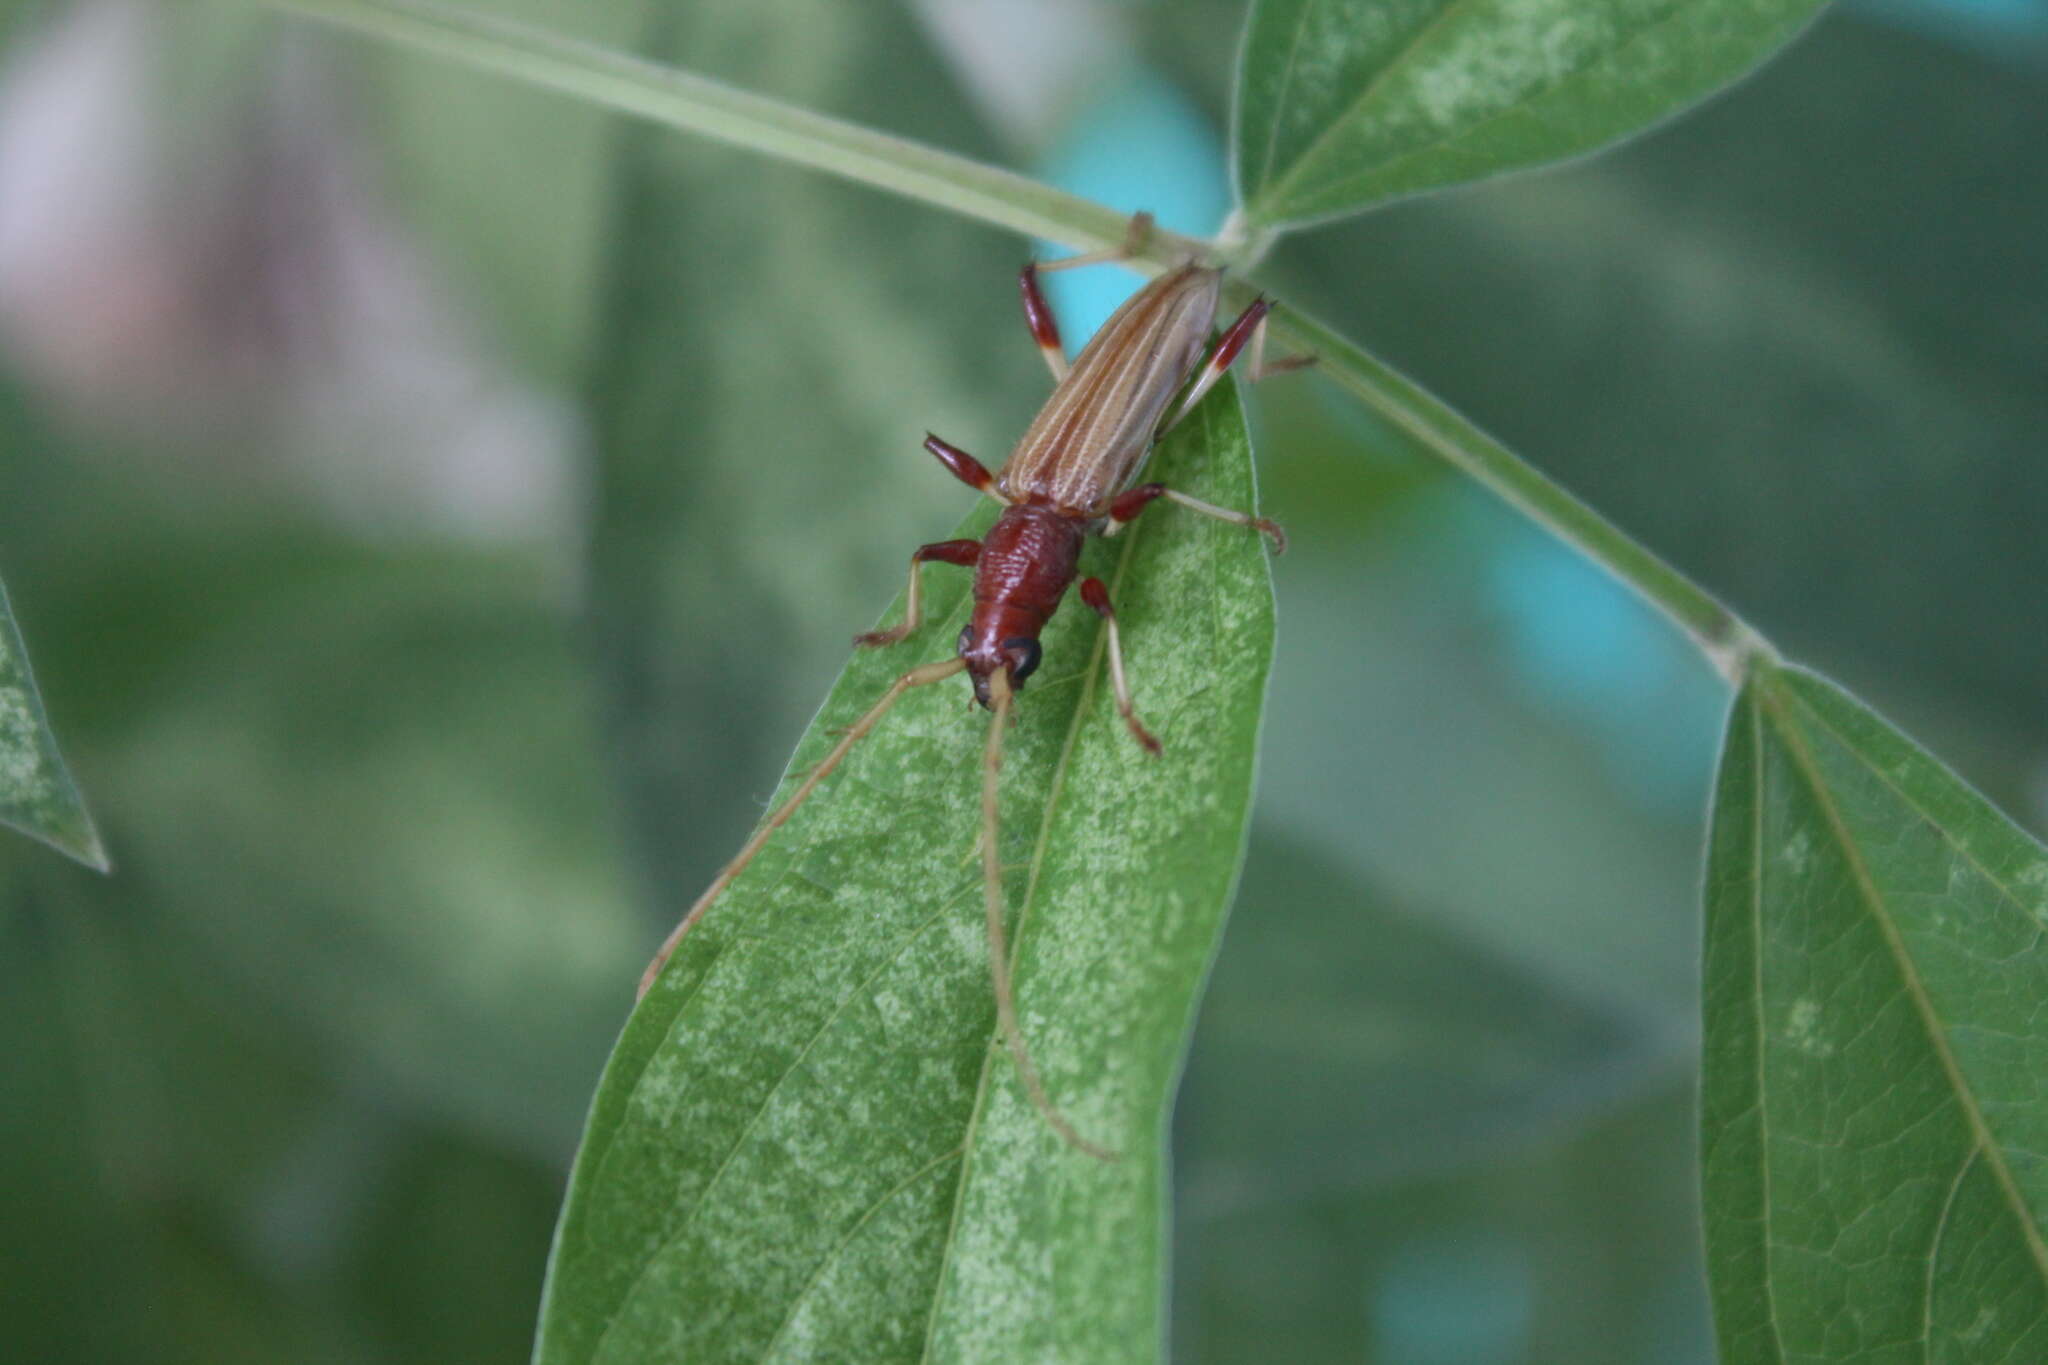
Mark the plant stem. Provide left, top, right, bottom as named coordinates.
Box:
left=259, top=0, right=1773, bottom=676
left=258, top=0, right=1206, bottom=261
left=1269, top=304, right=1772, bottom=678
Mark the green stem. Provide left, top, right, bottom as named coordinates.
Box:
left=257, top=0, right=1202, bottom=261
left=1270, top=304, right=1771, bottom=676
left=258, top=0, right=1773, bottom=676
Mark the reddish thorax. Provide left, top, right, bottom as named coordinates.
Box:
left=960, top=502, right=1085, bottom=706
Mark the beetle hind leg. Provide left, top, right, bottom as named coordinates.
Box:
left=1160, top=298, right=1316, bottom=436
left=1102, top=482, right=1286, bottom=555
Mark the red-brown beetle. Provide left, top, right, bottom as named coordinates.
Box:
left=641, top=223, right=1301, bottom=1157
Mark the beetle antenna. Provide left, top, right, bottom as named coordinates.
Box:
left=638, top=656, right=969, bottom=998
left=981, top=668, right=1119, bottom=1161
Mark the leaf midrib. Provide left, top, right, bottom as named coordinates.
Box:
left=1742, top=687, right=1791, bottom=1361
left=913, top=495, right=1152, bottom=1365
left=1272, top=0, right=1705, bottom=216
left=1783, top=678, right=2048, bottom=935
left=1250, top=0, right=1482, bottom=219
left=753, top=1142, right=968, bottom=1362
left=1244, top=0, right=1329, bottom=203
left=1759, top=671, right=2048, bottom=1296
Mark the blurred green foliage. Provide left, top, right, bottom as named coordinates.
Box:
left=0, top=1, right=2039, bottom=1361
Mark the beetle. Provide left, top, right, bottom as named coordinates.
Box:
left=640, top=222, right=1302, bottom=1157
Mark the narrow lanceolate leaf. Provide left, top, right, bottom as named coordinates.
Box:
left=0, top=578, right=104, bottom=870
left=1701, top=662, right=2048, bottom=1362
left=1233, top=0, right=1827, bottom=228
left=534, top=381, right=1275, bottom=1365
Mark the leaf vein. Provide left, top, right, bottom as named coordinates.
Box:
left=1783, top=683, right=2045, bottom=930
left=1746, top=687, right=1791, bottom=1361
left=587, top=891, right=974, bottom=1363
left=1247, top=0, right=1329, bottom=200
left=1253, top=0, right=1486, bottom=216
left=754, top=1144, right=968, bottom=1364
left=916, top=445, right=1159, bottom=1362
left=1923, top=1144, right=1982, bottom=1346
left=1762, top=675, right=2048, bottom=1294
left=1287, top=0, right=1702, bottom=210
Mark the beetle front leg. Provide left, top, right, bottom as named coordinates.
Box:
left=1104, top=482, right=1286, bottom=555
left=855, top=539, right=982, bottom=648
left=923, top=433, right=1008, bottom=502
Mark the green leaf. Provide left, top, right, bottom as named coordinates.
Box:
left=0, top=577, right=104, bottom=870
left=534, top=380, right=1275, bottom=1364
left=1233, top=0, right=1827, bottom=228
left=1701, top=663, right=2048, bottom=1361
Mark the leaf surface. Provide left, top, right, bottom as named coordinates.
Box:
left=1233, top=0, right=1826, bottom=227
left=1701, top=664, right=2048, bottom=1361
left=0, top=578, right=103, bottom=870
left=535, top=380, right=1274, bottom=1364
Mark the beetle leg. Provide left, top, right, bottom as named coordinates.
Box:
left=1079, top=578, right=1161, bottom=754
left=923, top=433, right=1007, bottom=502
left=1160, top=298, right=1315, bottom=436
left=1246, top=309, right=1316, bottom=383
left=1160, top=297, right=1267, bottom=433
left=1031, top=211, right=1156, bottom=276
left=855, top=538, right=982, bottom=648
left=639, top=656, right=969, bottom=998
left=1019, top=212, right=1160, bottom=382
left=1103, top=481, right=1286, bottom=555
left=1017, top=264, right=1069, bottom=383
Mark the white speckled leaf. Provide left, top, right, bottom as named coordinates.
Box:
left=1233, top=0, right=1826, bottom=227
left=1701, top=664, right=2048, bottom=1362
left=0, top=577, right=104, bottom=870
left=533, top=380, right=1274, bottom=1364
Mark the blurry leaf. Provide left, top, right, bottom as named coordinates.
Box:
left=0, top=577, right=104, bottom=870
left=358, top=0, right=645, bottom=378
left=344, top=1125, right=561, bottom=1365
left=0, top=907, right=145, bottom=1363
left=107, top=540, right=641, bottom=1156
left=1281, top=18, right=2048, bottom=771
left=1179, top=826, right=1665, bottom=1210
left=1252, top=486, right=1716, bottom=1022
left=1179, top=1082, right=1713, bottom=1363
left=1, top=841, right=564, bottom=1365
left=1233, top=0, right=1825, bottom=227
left=535, top=382, right=1274, bottom=1364
left=578, top=3, right=1043, bottom=924
left=1701, top=664, right=2048, bottom=1360
left=0, top=856, right=346, bottom=1365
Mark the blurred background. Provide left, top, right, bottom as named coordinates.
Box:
left=0, top=0, right=2041, bottom=1360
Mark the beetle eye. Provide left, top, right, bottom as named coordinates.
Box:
left=1003, top=636, right=1043, bottom=685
